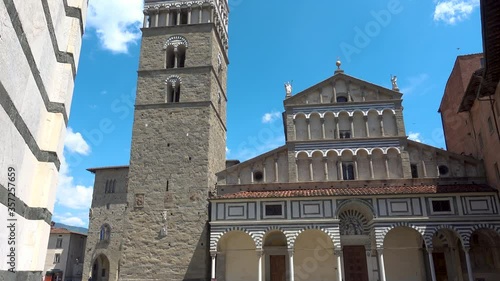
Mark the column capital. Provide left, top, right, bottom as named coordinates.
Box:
left=256, top=249, right=264, bottom=257
left=210, top=251, right=217, bottom=258
left=333, top=249, right=343, bottom=256
left=426, top=248, right=434, bottom=254
left=287, top=249, right=294, bottom=255
left=376, top=248, right=384, bottom=255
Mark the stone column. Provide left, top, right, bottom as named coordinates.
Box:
left=366, top=249, right=374, bottom=281
left=377, top=249, right=387, bottom=281
left=288, top=249, right=295, bottom=281
left=384, top=156, right=390, bottom=179
left=338, top=160, right=344, bottom=180
left=353, top=156, right=359, bottom=180
left=306, top=119, right=311, bottom=140
left=174, top=47, right=179, bottom=68
left=143, top=14, right=148, bottom=28
left=379, top=115, right=385, bottom=136
left=176, top=9, right=181, bottom=25
left=309, top=159, right=314, bottom=181
left=334, top=250, right=343, bottom=281
left=295, top=159, right=299, bottom=182
left=250, top=168, right=255, bottom=184
left=335, top=118, right=340, bottom=139
left=257, top=250, right=264, bottom=281
left=188, top=7, right=192, bottom=24
left=237, top=169, right=241, bottom=184
left=333, top=82, right=337, bottom=102
left=274, top=157, right=279, bottom=182
left=349, top=116, right=355, bottom=138
left=199, top=7, right=203, bottom=23
left=166, top=9, right=170, bottom=26
left=427, top=249, right=437, bottom=281
left=154, top=11, right=159, bottom=27
left=464, top=248, right=474, bottom=281
left=323, top=158, right=329, bottom=181
left=369, top=156, right=375, bottom=179
left=321, top=118, right=326, bottom=139
left=211, top=252, right=217, bottom=279
left=364, top=115, right=370, bottom=137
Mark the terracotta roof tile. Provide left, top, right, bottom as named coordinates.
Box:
left=50, top=228, right=72, bottom=234
left=215, top=184, right=495, bottom=199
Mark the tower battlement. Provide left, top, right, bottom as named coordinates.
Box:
left=143, top=0, right=229, bottom=52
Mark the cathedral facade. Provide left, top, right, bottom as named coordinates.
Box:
left=82, top=1, right=500, bottom=281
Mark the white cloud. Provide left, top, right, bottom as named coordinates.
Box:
left=56, top=154, right=94, bottom=210
left=65, top=127, right=91, bottom=155
left=53, top=212, right=87, bottom=227
left=408, top=132, right=423, bottom=143
left=262, top=111, right=281, bottom=124
left=233, top=135, right=285, bottom=161
left=87, top=0, right=144, bottom=53
left=433, top=0, right=479, bottom=24
left=226, top=147, right=231, bottom=155
left=400, top=73, right=430, bottom=95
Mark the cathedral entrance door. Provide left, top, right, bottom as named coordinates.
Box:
left=343, top=246, right=369, bottom=281
left=270, top=255, right=286, bottom=281
left=432, top=252, right=448, bottom=281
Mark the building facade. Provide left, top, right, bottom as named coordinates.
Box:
left=82, top=0, right=500, bottom=281
left=0, top=1, right=87, bottom=280
left=44, top=227, right=87, bottom=281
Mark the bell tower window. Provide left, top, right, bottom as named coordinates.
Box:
left=164, top=36, right=189, bottom=69
left=165, top=76, right=181, bottom=103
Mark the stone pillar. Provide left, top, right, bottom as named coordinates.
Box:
left=369, top=156, right=374, bottom=179
left=261, top=163, right=266, bottom=182
left=274, top=157, right=279, bottom=182
left=288, top=249, right=295, bottom=281
left=427, top=249, right=437, bottom=281
left=176, top=9, right=181, bottom=25
left=237, top=169, right=241, bottom=184
left=309, top=159, right=313, bottom=181
left=353, top=156, right=359, bottom=180
left=377, top=249, right=387, bottom=281
left=154, top=11, right=159, bottom=27
left=366, top=249, right=374, bottom=281
left=334, top=250, right=343, bottom=281
left=211, top=252, right=217, bottom=279
left=379, top=115, right=385, bottom=137
left=199, top=7, right=203, bottom=23
left=250, top=167, right=255, bottom=184
left=166, top=9, right=170, bottom=26
left=188, top=8, right=192, bottom=24
left=306, top=119, right=311, bottom=140
left=143, top=14, right=148, bottom=28
left=295, top=159, right=299, bottom=182
left=323, top=158, right=329, bottom=181
left=364, top=115, right=370, bottom=137
left=464, top=248, right=474, bottom=281
left=333, top=82, right=337, bottom=102
left=174, top=47, right=179, bottom=68
left=257, top=250, right=264, bottom=281
left=338, top=160, right=344, bottom=180
left=335, top=118, right=340, bottom=139
left=321, top=118, right=326, bottom=139
left=349, top=116, right=355, bottom=138
left=384, top=156, right=390, bottom=179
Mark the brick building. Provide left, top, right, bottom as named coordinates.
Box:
left=439, top=0, right=500, bottom=188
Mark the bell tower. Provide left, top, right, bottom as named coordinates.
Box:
left=119, top=0, right=228, bottom=280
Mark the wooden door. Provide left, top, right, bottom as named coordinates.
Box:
left=270, top=255, right=286, bottom=281
left=343, top=246, right=369, bottom=281
left=433, top=252, right=448, bottom=281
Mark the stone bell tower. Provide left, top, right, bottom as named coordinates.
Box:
left=118, top=0, right=228, bottom=280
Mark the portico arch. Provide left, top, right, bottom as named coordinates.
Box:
left=294, top=230, right=336, bottom=281
left=383, top=227, right=427, bottom=281
left=217, top=231, right=258, bottom=281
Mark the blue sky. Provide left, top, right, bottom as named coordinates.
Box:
left=53, top=0, right=484, bottom=227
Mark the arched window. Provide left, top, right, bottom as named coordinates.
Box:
left=164, top=36, right=188, bottom=69
left=99, top=224, right=111, bottom=241
left=337, top=96, right=348, bottom=103
left=342, top=163, right=355, bottom=180
left=165, top=76, right=181, bottom=103
left=166, top=46, right=175, bottom=68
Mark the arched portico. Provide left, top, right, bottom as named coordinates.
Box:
left=468, top=228, right=500, bottom=281
left=293, top=230, right=336, bottom=281
left=216, top=230, right=258, bottom=281
left=383, top=227, right=427, bottom=281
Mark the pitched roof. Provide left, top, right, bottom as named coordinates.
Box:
left=50, top=227, right=86, bottom=236
left=214, top=184, right=495, bottom=199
